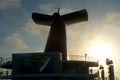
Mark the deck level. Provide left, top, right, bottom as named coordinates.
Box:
left=0, top=52, right=99, bottom=80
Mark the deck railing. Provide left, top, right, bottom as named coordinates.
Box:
left=0, top=55, right=98, bottom=65
left=67, top=55, right=98, bottom=63
left=0, top=57, right=12, bottom=65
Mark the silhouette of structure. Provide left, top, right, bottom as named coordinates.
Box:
left=0, top=9, right=99, bottom=80
left=106, top=59, right=115, bottom=80
left=32, top=9, right=88, bottom=61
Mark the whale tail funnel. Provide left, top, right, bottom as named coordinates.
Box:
left=32, top=9, right=88, bottom=61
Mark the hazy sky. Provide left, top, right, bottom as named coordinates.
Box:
left=0, top=0, right=120, bottom=78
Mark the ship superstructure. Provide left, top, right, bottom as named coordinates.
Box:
left=0, top=9, right=99, bottom=80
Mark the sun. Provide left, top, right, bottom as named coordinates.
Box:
left=87, top=40, right=114, bottom=65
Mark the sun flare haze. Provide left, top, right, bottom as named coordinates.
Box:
left=1, top=0, right=120, bottom=79
left=87, top=40, right=115, bottom=65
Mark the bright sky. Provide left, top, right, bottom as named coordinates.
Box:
left=0, top=0, right=120, bottom=78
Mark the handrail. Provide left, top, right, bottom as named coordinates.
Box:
left=0, top=55, right=98, bottom=65
left=0, top=69, right=12, bottom=76
left=0, top=57, right=12, bottom=65
left=67, top=55, right=98, bottom=63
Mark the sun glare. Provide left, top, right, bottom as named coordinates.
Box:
left=88, top=41, right=114, bottom=65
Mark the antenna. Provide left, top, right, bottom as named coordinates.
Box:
left=58, top=8, right=60, bottom=13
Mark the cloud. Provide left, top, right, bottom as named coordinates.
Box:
left=0, top=0, right=21, bottom=10
left=23, top=18, right=49, bottom=38
left=105, top=12, right=120, bottom=22
left=38, top=3, right=55, bottom=14
left=4, top=33, right=28, bottom=50
left=67, top=23, right=93, bottom=54
left=59, top=7, right=72, bottom=15
left=24, top=19, right=42, bottom=36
